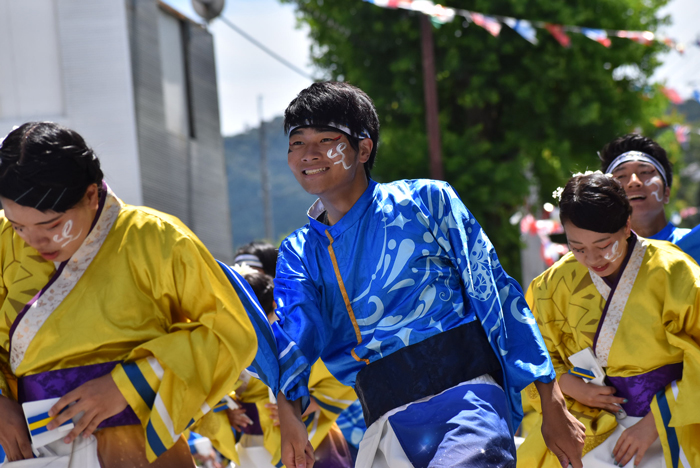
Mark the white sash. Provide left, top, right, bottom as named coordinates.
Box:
left=10, top=186, right=122, bottom=372
left=589, top=237, right=647, bottom=367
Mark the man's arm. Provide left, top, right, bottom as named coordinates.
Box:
left=278, top=392, right=315, bottom=468
left=535, top=380, right=586, bottom=468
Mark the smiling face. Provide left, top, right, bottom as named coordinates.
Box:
left=610, top=160, right=669, bottom=232
left=564, top=220, right=631, bottom=278
left=1, top=184, right=99, bottom=262
left=287, top=127, right=372, bottom=205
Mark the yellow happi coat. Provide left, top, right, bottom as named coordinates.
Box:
left=0, top=187, right=257, bottom=462
left=221, top=360, right=355, bottom=466
left=518, top=236, right=700, bottom=468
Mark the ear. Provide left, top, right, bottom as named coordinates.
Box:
left=84, top=183, right=100, bottom=210
left=358, top=139, right=373, bottom=164
left=663, top=185, right=671, bottom=204
left=624, top=217, right=632, bottom=237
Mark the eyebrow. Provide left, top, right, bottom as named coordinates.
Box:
left=289, top=127, right=343, bottom=138
left=612, top=162, right=654, bottom=173
left=6, top=214, right=62, bottom=226
left=568, top=236, right=611, bottom=245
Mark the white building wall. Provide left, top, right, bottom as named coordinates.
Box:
left=0, top=0, right=143, bottom=205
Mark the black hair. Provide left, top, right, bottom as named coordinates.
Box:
left=599, top=134, right=673, bottom=187
left=235, top=241, right=278, bottom=278
left=284, top=81, right=380, bottom=179
left=242, top=270, right=275, bottom=316
left=0, top=122, right=103, bottom=212
left=559, top=172, right=632, bottom=233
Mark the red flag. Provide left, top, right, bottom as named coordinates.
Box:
left=470, top=12, right=502, bottom=37
left=544, top=24, right=571, bottom=48
left=662, top=87, right=684, bottom=105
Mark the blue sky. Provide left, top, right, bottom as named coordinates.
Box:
left=164, top=0, right=699, bottom=136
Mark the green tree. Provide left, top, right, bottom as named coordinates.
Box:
left=282, top=0, right=671, bottom=278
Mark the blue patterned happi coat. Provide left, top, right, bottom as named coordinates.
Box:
left=271, top=179, right=555, bottom=466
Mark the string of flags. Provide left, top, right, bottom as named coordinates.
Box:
left=362, top=0, right=693, bottom=53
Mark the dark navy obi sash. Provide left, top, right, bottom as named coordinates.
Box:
left=18, top=361, right=141, bottom=428
left=606, top=362, right=683, bottom=417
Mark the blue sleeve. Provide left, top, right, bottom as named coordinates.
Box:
left=217, top=261, right=281, bottom=395
left=676, top=224, right=700, bottom=264
left=423, top=182, right=555, bottom=426
left=271, top=237, right=333, bottom=407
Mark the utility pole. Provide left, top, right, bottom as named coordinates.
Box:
left=258, top=95, right=274, bottom=240
left=420, top=14, right=444, bottom=180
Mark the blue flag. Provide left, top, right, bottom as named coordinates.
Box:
left=503, top=18, right=538, bottom=45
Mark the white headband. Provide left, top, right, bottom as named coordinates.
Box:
left=606, top=151, right=668, bottom=187
left=288, top=120, right=370, bottom=140
left=233, top=254, right=263, bottom=269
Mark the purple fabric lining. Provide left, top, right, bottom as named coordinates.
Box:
left=239, top=401, right=263, bottom=435
left=18, top=361, right=141, bottom=428
left=592, top=234, right=637, bottom=353
left=607, top=362, right=683, bottom=417
left=8, top=182, right=109, bottom=352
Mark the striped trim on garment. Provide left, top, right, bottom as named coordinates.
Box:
left=655, top=381, right=690, bottom=468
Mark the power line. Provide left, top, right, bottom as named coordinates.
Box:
left=218, top=15, right=316, bottom=81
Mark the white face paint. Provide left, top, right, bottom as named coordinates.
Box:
left=326, top=142, right=352, bottom=170
left=644, top=176, right=664, bottom=202
left=602, top=240, right=622, bottom=262
left=52, top=219, right=83, bottom=247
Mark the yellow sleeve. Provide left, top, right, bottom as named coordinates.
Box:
left=0, top=265, right=13, bottom=399
left=308, top=360, right=356, bottom=425
left=648, top=271, right=700, bottom=466
left=111, top=236, right=257, bottom=462
left=262, top=360, right=356, bottom=466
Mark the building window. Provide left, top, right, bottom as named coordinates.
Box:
left=157, top=9, right=192, bottom=138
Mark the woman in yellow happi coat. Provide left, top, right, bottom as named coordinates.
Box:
left=518, top=172, right=700, bottom=468
left=0, top=122, right=257, bottom=467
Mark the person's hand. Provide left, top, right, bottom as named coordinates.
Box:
left=226, top=407, right=254, bottom=432
left=536, top=380, right=586, bottom=468
left=612, top=412, right=658, bottom=467
left=0, top=395, right=33, bottom=461
left=47, top=374, right=128, bottom=443
left=559, top=373, right=627, bottom=415
left=266, top=402, right=280, bottom=427
left=277, top=393, right=314, bottom=468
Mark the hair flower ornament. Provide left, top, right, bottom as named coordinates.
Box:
left=552, top=187, right=564, bottom=201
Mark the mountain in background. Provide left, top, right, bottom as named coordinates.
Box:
left=224, top=116, right=316, bottom=251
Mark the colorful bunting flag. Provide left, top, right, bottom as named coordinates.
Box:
left=617, top=30, right=655, bottom=46
left=661, top=87, right=684, bottom=105
left=673, top=124, right=690, bottom=148
left=693, top=90, right=700, bottom=104
left=362, top=0, right=692, bottom=53
left=503, top=18, right=538, bottom=45
left=544, top=24, right=571, bottom=48
left=469, top=12, right=502, bottom=37
left=581, top=28, right=611, bottom=47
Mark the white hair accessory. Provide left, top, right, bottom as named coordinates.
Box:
left=552, top=187, right=564, bottom=201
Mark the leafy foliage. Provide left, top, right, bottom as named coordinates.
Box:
left=282, top=0, right=672, bottom=278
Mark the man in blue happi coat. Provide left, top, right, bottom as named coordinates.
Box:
left=270, top=81, right=585, bottom=468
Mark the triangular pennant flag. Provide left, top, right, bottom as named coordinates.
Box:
left=661, top=87, right=684, bottom=105
left=692, top=90, right=700, bottom=104
left=544, top=24, right=571, bottom=48
left=503, top=17, right=538, bottom=45
left=581, top=28, right=611, bottom=47
left=470, top=12, right=502, bottom=37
